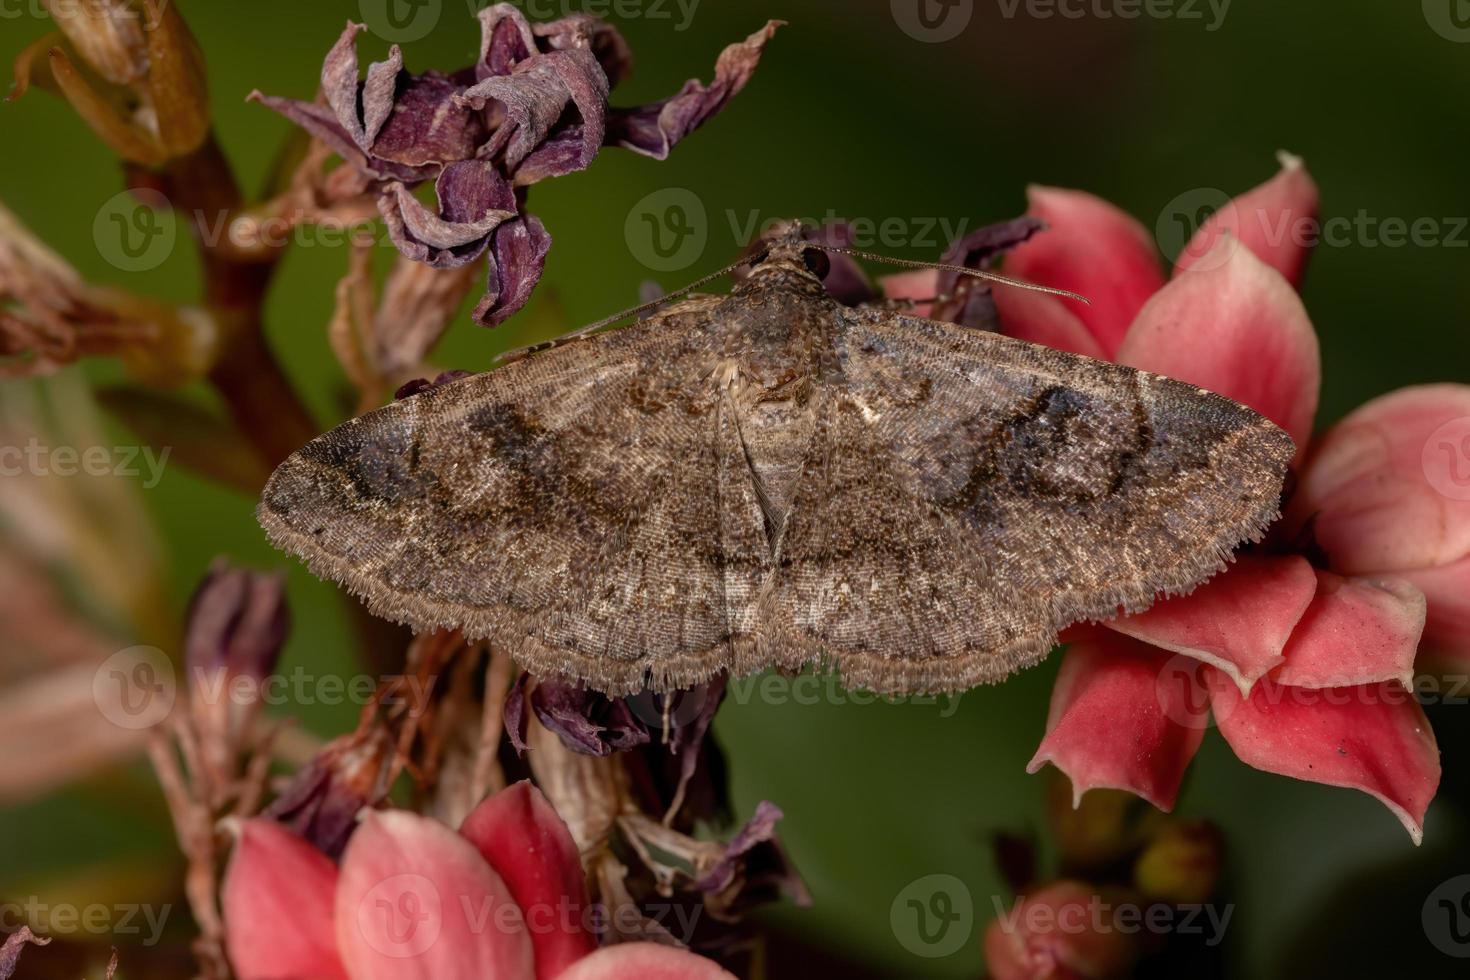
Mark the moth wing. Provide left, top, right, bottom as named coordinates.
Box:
left=768, top=306, right=1295, bottom=694
left=258, top=298, right=766, bottom=693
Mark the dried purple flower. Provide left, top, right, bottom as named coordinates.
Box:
left=250, top=24, right=478, bottom=183
left=607, top=21, right=783, bottom=160
left=185, top=559, right=289, bottom=684
left=394, top=370, right=475, bottom=401
left=930, top=216, right=1046, bottom=330
left=262, top=727, right=396, bottom=859
left=457, top=47, right=610, bottom=187
left=378, top=160, right=517, bottom=269
left=695, top=801, right=811, bottom=914
left=254, top=9, right=780, bottom=328
left=527, top=677, right=652, bottom=757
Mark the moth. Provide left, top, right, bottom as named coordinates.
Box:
left=259, top=225, right=1294, bottom=696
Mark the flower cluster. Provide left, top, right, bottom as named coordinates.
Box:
left=254, top=5, right=779, bottom=326
left=224, top=781, right=735, bottom=979
left=888, top=156, right=1462, bottom=842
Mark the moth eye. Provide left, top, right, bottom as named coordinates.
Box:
left=802, top=247, right=831, bottom=278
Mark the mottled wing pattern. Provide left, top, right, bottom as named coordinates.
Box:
left=769, top=306, right=1295, bottom=694
left=258, top=298, right=763, bottom=692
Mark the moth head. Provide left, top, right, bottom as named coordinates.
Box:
left=746, top=220, right=831, bottom=283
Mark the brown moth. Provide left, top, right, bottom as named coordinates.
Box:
left=259, top=225, right=1294, bottom=696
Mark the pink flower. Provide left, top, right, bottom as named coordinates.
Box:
left=885, top=157, right=1452, bottom=843
left=222, top=780, right=733, bottom=980
left=983, top=881, right=1140, bottom=980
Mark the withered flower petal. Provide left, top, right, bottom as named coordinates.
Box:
left=263, top=728, right=396, bottom=859
left=475, top=214, right=553, bottom=327
left=606, top=21, right=782, bottom=161
left=476, top=4, right=632, bottom=86
left=458, top=48, right=610, bottom=185
left=529, top=678, right=652, bottom=757
left=185, top=559, right=289, bottom=682
left=252, top=23, right=471, bottom=184
left=695, top=800, right=791, bottom=896
left=503, top=672, right=531, bottom=754
left=379, top=160, right=517, bottom=268
left=931, top=216, right=1046, bottom=330
left=373, top=72, right=485, bottom=169
left=0, top=927, right=50, bottom=980
left=476, top=2, right=540, bottom=77
left=394, top=370, right=474, bottom=401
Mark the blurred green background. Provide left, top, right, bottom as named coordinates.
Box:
left=3, top=0, right=1469, bottom=977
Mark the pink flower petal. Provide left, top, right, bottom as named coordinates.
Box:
left=459, top=781, right=595, bottom=980
left=222, top=820, right=347, bottom=980
left=1273, top=572, right=1424, bottom=689
left=1209, top=675, right=1440, bottom=844
left=1005, top=185, right=1166, bottom=358
left=994, top=287, right=1108, bottom=359
left=1287, top=384, right=1470, bottom=576
left=336, top=810, right=534, bottom=980
left=1028, top=633, right=1207, bottom=811
left=1107, top=556, right=1318, bottom=695
left=555, top=943, right=737, bottom=980
left=1175, top=152, right=1320, bottom=288
left=1396, top=556, right=1470, bottom=673
left=1117, top=235, right=1320, bottom=453
left=878, top=269, right=937, bottom=317
left=983, top=881, right=1140, bottom=980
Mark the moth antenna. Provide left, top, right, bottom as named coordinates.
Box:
left=496, top=255, right=757, bottom=364
left=813, top=244, right=1092, bottom=305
